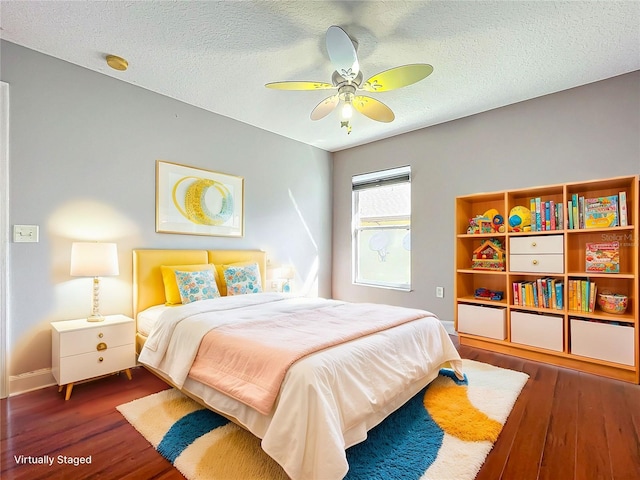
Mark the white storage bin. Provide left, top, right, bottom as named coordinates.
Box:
left=570, top=319, right=635, bottom=366
left=457, top=303, right=506, bottom=340
left=511, top=311, right=563, bottom=352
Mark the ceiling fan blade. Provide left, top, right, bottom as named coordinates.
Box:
left=265, top=81, right=333, bottom=91
left=353, top=96, right=395, bottom=123
left=361, top=64, right=433, bottom=92
left=310, top=95, right=339, bottom=120
left=326, top=26, right=359, bottom=80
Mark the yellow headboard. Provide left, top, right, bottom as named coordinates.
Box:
left=132, top=249, right=267, bottom=318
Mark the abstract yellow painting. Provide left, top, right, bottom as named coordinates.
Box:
left=156, top=160, right=244, bottom=237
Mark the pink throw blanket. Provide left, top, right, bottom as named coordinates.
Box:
left=188, top=302, right=432, bottom=415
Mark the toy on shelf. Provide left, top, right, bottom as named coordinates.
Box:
left=467, top=209, right=506, bottom=234
left=471, top=238, right=505, bottom=271
left=508, top=205, right=531, bottom=232
left=474, top=288, right=504, bottom=301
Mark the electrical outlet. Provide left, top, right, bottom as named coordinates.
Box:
left=435, top=286, right=444, bottom=298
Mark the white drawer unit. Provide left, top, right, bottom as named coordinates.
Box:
left=457, top=303, right=506, bottom=340
left=51, top=314, right=135, bottom=400
left=509, top=235, right=564, bottom=274
left=570, top=319, right=635, bottom=366
left=511, top=311, right=563, bottom=352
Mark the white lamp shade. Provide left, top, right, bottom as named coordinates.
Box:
left=70, top=242, right=119, bottom=277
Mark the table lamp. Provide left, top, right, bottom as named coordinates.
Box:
left=280, top=265, right=295, bottom=293
left=70, top=242, right=119, bottom=322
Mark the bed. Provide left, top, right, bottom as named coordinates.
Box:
left=133, top=249, right=463, bottom=480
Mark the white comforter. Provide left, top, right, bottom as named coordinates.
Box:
left=138, top=293, right=463, bottom=480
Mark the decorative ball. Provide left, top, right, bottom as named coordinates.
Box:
left=508, top=206, right=531, bottom=231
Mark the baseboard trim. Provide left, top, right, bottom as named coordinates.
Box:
left=9, top=368, right=56, bottom=396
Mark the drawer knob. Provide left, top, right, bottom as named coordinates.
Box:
left=531, top=242, right=537, bottom=247
left=98, top=333, right=104, bottom=338
left=532, top=259, right=538, bottom=265
left=96, top=342, right=107, bottom=351
left=98, top=357, right=104, bottom=362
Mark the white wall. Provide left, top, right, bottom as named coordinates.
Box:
left=1, top=41, right=333, bottom=392
left=332, top=71, right=640, bottom=322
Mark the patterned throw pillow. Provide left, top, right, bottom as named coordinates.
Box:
left=223, top=263, right=263, bottom=296
left=175, top=269, right=221, bottom=304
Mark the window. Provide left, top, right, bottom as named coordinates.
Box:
left=352, top=166, right=411, bottom=290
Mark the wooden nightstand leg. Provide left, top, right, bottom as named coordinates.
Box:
left=124, top=368, right=132, bottom=380
left=58, top=385, right=63, bottom=393
left=64, top=383, right=74, bottom=400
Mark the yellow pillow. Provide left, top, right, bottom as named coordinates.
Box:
left=160, top=264, right=218, bottom=305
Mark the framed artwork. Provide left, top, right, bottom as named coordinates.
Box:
left=156, top=160, right=244, bottom=237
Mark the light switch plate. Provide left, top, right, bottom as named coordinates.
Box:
left=13, top=225, right=39, bottom=243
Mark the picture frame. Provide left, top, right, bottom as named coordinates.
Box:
left=156, top=160, right=244, bottom=237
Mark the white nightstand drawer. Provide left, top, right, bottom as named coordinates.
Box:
left=509, top=254, right=564, bottom=274
left=59, top=321, right=134, bottom=356
left=58, top=344, right=135, bottom=385
left=510, top=235, right=563, bottom=255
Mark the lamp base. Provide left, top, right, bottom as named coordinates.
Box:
left=86, top=314, right=105, bottom=322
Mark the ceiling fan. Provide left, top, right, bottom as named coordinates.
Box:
left=265, top=26, right=433, bottom=134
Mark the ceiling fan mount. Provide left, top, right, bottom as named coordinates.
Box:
left=266, top=26, right=434, bottom=133
left=331, top=70, right=363, bottom=87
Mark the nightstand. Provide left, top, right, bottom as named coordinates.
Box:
left=51, top=314, right=136, bottom=400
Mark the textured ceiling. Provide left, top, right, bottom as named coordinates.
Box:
left=1, top=1, right=639, bottom=152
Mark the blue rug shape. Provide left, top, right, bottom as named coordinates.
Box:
left=344, top=370, right=468, bottom=480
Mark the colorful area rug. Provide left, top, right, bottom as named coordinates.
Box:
left=117, top=359, right=528, bottom=480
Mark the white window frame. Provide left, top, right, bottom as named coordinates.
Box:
left=352, top=166, right=411, bottom=291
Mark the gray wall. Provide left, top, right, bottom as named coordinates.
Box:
left=2, top=41, right=333, bottom=381
left=332, top=71, right=640, bottom=321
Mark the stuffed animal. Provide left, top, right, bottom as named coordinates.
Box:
left=508, top=206, right=531, bottom=232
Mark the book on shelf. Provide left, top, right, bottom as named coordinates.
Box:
left=567, top=279, right=597, bottom=313
left=578, top=196, right=585, bottom=229
left=588, top=281, right=597, bottom=313
left=544, top=201, right=551, bottom=231
left=567, top=200, right=574, bottom=229
left=619, top=191, right=628, bottom=226
left=538, top=278, right=545, bottom=307
left=568, top=280, right=576, bottom=310
left=512, top=278, right=563, bottom=310
left=585, top=242, right=620, bottom=273
left=570, top=193, right=579, bottom=229
left=584, top=195, right=619, bottom=228
left=556, top=203, right=563, bottom=230
left=528, top=198, right=563, bottom=231
left=529, top=198, right=537, bottom=232
left=555, top=281, right=564, bottom=309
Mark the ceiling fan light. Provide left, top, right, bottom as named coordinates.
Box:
left=341, top=102, right=353, bottom=120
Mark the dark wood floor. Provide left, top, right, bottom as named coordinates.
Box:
left=2, top=337, right=639, bottom=480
